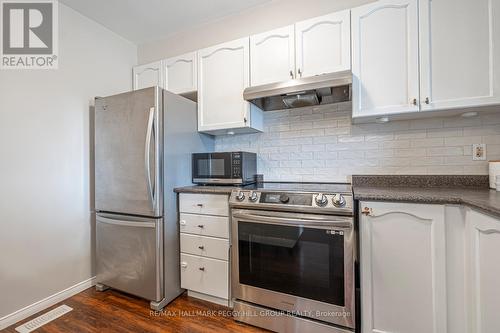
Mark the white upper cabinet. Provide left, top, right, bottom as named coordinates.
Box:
left=351, top=0, right=420, bottom=118
left=197, top=37, right=262, bottom=135
left=164, top=51, right=197, bottom=94
left=419, top=0, right=500, bottom=111
left=133, top=61, right=164, bottom=90
left=360, top=201, right=447, bottom=333
left=465, top=209, right=500, bottom=333
left=250, top=25, right=295, bottom=86
left=295, top=10, right=351, bottom=78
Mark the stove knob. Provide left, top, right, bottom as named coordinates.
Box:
left=235, top=191, right=245, bottom=201
left=315, top=193, right=328, bottom=207
left=279, top=194, right=290, bottom=203
left=332, top=194, right=346, bottom=207
left=249, top=191, right=258, bottom=202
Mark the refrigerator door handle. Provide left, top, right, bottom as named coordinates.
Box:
left=145, top=107, right=155, bottom=210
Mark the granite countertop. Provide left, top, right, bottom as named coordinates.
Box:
left=174, top=185, right=237, bottom=194
left=352, top=175, right=500, bottom=218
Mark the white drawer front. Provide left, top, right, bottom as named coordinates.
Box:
left=181, top=233, right=229, bottom=261
left=179, top=213, right=228, bottom=238
left=180, top=253, right=228, bottom=299
left=179, top=193, right=229, bottom=216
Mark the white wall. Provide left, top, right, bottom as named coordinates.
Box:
left=138, top=0, right=374, bottom=63
left=215, top=103, right=500, bottom=182
left=0, top=3, right=136, bottom=325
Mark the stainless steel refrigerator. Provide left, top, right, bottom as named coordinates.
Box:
left=94, top=87, right=213, bottom=310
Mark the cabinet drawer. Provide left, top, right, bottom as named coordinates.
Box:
left=179, top=213, right=229, bottom=238
left=180, top=253, right=228, bottom=300
left=180, top=233, right=229, bottom=260
left=179, top=193, right=229, bottom=216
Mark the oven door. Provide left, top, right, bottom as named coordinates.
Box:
left=192, top=152, right=236, bottom=184
left=231, top=209, right=355, bottom=329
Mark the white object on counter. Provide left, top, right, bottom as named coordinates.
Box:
left=489, top=161, right=500, bottom=189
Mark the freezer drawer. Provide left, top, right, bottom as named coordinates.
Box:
left=96, top=213, right=163, bottom=302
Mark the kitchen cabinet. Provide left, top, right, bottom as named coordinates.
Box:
left=359, top=201, right=447, bottom=333
left=352, top=0, right=500, bottom=121
left=197, top=37, right=263, bottom=135
left=178, top=193, right=230, bottom=306
left=295, top=10, right=351, bottom=78
left=419, top=0, right=500, bottom=111
left=133, top=61, right=164, bottom=90
left=250, top=25, right=295, bottom=86
left=351, top=0, right=420, bottom=118
left=465, top=209, right=500, bottom=333
left=164, top=51, right=197, bottom=95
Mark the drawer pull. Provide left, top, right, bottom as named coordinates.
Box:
left=181, top=262, right=188, bottom=268
left=198, top=245, right=205, bottom=250
left=196, top=203, right=204, bottom=207
left=199, top=267, right=205, bottom=271
left=197, top=224, right=204, bottom=228
left=180, top=220, right=186, bottom=226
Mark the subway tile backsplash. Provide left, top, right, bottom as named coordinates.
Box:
left=215, top=102, right=500, bottom=182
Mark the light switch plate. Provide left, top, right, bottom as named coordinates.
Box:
left=472, top=143, right=486, bottom=161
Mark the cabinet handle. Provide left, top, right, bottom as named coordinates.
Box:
left=179, top=220, right=186, bottom=226
left=196, top=203, right=204, bottom=207
left=361, top=207, right=373, bottom=216
left=412, top=98, right=417, bottom=106
left=289, top=70, right=294, bottom=79
left=425, top=97, right=430, bottom=105
left=181, top=262, right=187, bottom=268
left=199, top=267, right=205, bottom=271
left=198, top=245, right=205, bottom=250
left=298, top=68, right=302, bottom=77
left=197, top=224, right=204, bottom=228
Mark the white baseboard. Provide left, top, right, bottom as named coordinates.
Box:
left=0, top=276, right=96, bottom=330
left=187, top=290, right=229, bottom=307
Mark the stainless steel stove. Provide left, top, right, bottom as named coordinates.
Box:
left=230, top=183, right=356, bottom=333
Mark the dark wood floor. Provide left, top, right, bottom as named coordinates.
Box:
left=4, top=288, right=268, bottom=333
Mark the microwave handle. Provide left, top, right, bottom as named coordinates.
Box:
left=232, top=212, right=353, bottom=229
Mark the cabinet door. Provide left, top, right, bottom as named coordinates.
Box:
left=359, top=202, right=447, bottom=333
left=295, top=10, right=351, bottom=78
left=250, top=25, right=295, bottom=86
left=352, top=1, right=420, bottom=118
left=133, top=61, right=163, bottom=90
left=165, top=51, right=197, bottom=94
left=466, top=209, right=500, bottom=333
left=419, top=0, right=500, bottom=111
left=197, top=37, right=250, bottom=132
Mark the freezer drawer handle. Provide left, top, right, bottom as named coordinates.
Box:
left=97, top=216, right=156, bottom=228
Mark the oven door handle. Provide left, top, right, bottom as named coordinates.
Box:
left=232, top=213, right=353, bottom=229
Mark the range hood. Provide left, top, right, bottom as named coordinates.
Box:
left=243, top=70, right=352, bottom=111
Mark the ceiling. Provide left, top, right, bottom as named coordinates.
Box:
left=60, top=0, right=272, bottom=44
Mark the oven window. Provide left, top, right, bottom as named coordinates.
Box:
left=238, top=221, right=345, bottom=306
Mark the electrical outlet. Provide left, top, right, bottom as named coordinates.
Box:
left=472, top=144, right=486, bottom=161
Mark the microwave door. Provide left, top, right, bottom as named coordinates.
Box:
left=193, top=153, right=232, bottom=182
left=95, top=88, right=162, bottom=217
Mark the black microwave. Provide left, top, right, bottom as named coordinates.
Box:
left=192, top=152, right=257, bottom=185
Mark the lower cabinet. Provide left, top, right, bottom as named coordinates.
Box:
left=465, top=209, right=500, bottom=333
left=359, top=201, right=447, bottom=333
left=178, top=193, right=230, bottom=306
left=360, top=201, right=500, bottom=333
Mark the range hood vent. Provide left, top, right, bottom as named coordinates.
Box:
left=243, top=70, right=352, bottom=111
